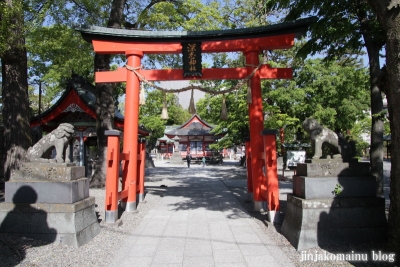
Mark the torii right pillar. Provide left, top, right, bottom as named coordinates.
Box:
left=245, top=51, right=267, bottom=211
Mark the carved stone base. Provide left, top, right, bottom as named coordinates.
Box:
left=0, top=197, right=100, bottom=247
left=10, top=162, right=85, bottom=182
left=293, top=175, right=376, bottom=199
left=282, top=194, right=387, bottom=251
left=297, top=161, right=370, bottom=177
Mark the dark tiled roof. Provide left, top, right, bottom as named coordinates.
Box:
left=77, top=17, right=317, bottom=43
left=30, top=74, right=124, bottom=121
left=165, top=114, right=214, bottom=136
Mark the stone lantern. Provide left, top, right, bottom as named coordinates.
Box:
left=172, top=135, right=181, bottom=153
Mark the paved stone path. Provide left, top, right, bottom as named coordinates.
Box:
left=109, top=161, right=293, bottom=267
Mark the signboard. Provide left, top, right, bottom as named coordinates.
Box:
left=182, top=42, right=202, bottom=77
left=286, top=150, right=306, bottom=170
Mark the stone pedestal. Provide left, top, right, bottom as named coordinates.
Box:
left=0, top=163, right=100, bottom=247
left=297, top=160, right=371, bottom=177
left=0, top=197, right=100, bottom=247
left=5, top=178, right=89, bottom=204
left=282, top=194, right=387, bottom=251
left=293, top=176, right=376, bottom=199
left=282, top=160, right=387, bottom=251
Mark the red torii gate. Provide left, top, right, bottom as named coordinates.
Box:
left=78, top=18, right=314, bottom=223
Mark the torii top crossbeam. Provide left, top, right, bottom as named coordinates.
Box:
left=78, top=17, right=315, bottom=82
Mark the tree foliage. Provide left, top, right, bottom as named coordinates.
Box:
left=26, top=24, right=94, bottom=100
left=267, top=58, right=370, bottom=130
left=266, top=0, right=386, bottom=197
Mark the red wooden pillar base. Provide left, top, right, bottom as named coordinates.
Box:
left=261, top=129, right=280, bottom=223
left=245, top=139, right=253, bottom=194
left=137, top=139, right=146, bottom=202
left=104, top=130, right=121, bottom=223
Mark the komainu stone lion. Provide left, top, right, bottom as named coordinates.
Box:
left=27, top=123, right=75, bottom=163
left=302, top=118, right=341, bottom=159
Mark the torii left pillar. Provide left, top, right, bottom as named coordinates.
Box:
left=120, top=49, right=143, bottom=211
left=246, top=51, right=267, bottom=211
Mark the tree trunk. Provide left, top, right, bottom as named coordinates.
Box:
left=357, top=0, right=385, bottom=197
left=90, top=0, right=126, bottom=188
left=367, top=0, right=400, bottom=258
left=1, top=0, right=32, bottom=180
left=365, top=43, right=384, bottom=197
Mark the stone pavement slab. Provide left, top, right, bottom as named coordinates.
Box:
left=109, top=162, right=293, bottom=267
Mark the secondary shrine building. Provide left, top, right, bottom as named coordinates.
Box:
left=29, top=74, right=150, bottom=176
left=157, top=114, right=224, bottom=161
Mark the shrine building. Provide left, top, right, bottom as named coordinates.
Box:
left=29, top=74, right=150, bottom=176
left=157, top=114, right=224, bottom=161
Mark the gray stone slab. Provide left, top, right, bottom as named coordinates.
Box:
left=152, top=250, right=184, bottom=264
left=296, top=161, right=370, bottom=177
left=0, top=196, right=100, bottom=247
left=131, top=244, right=158, bottom=257
left=158, top=238, right=186, bottom=251
left=238, top=243, right=270, bottom=256
left=5, top=178, right=89, bottom=204
left=10, top=162, right=85, bottom=181
left=213, top=249, right=245, bottom=263
left=243, top=255, right=279, bottom=267
left=281, top=194, right=387, bottom=251
left=117, top=256, right=152, bottom=267
left=184, top=239, right=213, bottom=256
left=183, top=256, right=214, bottom=267
left=211, top=240, right=239, bottom=250
left=293, top=175, right=376, bottom=199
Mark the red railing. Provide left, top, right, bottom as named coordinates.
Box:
left=246, top=130, right=280, bottom=223
left=104, top=130, right=146, bottom=223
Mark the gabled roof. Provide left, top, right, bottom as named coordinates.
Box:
left=30, top=74, right=150, bottom=136
left=165, top=114, right=214, bottom=136
left=157, top=135, right=174, bottom=143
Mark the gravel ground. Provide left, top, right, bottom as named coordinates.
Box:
left=0, top=160, right=395, bottom=267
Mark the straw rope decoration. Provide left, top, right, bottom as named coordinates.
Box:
left=188, top=89, right=196, bottom=114
left=220, top=94, right=228, bottom=120
left=139, top=81, right=146, bottom=105
left=125, top=63, right=262, bottom=119
left=160, top=92, right=169, bottom=119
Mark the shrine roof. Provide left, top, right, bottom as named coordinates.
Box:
left=30, top=75, right=124, bottom=122
left=157, top=135, right=174, bottom=142
left=30, top=75, right=150, bottom=136
left=164, top=114, right=215, bottom=136
left=77, top=17, right=316, bottom=43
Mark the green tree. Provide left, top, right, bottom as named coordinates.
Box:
left=28, top=81, right=52, bottom=117
left=367, top=0, right=400, bottom=257
left=266, top=0, right=386, bottom=196
left=26, top=24, right=94, bottom=100
left=0, top=0, right=50, bottom=179
left=350, top=116, right=371, bottom=157
left=266, top=58, right=370, bottom=131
